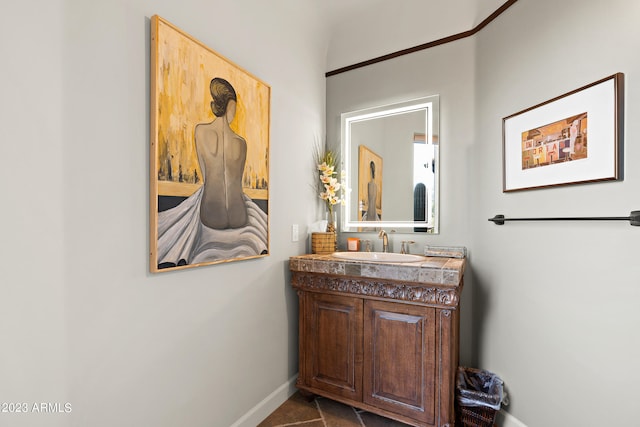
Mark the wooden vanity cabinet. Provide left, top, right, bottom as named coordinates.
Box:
left=301, top=292, right=363, bottom=402
left=364, top=300, right=437, bottom=424
left=292, top=267, right=462, bottom=427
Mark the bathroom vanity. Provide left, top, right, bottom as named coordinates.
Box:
left=289, top=250, right=465, bottom=427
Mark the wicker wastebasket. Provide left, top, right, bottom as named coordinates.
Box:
left=456, top=367, right=504, bottom=427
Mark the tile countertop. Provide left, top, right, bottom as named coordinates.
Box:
left=289, top=251, right=465, bottom=287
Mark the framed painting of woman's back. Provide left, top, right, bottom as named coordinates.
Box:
left=149, top=15, right=270, bottom=272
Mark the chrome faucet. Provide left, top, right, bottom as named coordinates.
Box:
left=378, top=229, right=389, bottom=252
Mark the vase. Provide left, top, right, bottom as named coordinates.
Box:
left=326, top=209, right=336, bottom=233
left=326, top=209, right=337, bottom=251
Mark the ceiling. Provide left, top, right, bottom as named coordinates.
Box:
left=322, top=0, right=510, bottom=71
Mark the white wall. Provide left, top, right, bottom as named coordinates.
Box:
left=5, top=1, right=640, bottom=426
left=326, top=0, right=505, bottom=71
left=329, top=1, right=640, bottom=426
left=326, top=38, right=478, bottom=362
left=0, top=2, right=67, bottom=427
left=2, top=0, right=327, bottom=426
left=473, top=1, right=640, bottom=426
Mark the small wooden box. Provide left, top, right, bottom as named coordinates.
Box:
left=311, top=232, right=336, bottom=254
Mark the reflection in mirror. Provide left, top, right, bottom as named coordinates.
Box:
left=341, top=95, right=439, bottom=233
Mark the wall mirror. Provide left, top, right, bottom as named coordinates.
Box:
left=341, top=95, right=439, bottom=233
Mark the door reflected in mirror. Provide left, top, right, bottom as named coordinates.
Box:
left=341, top=95, right=439, bottom=233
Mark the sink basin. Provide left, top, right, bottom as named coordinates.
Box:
left=331, top=252, right=426, bottom=263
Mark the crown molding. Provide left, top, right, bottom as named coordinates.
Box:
left=326, top=0, right=518, bottom=77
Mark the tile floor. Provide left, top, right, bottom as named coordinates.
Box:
left=257, top=392, right=414, bottom=427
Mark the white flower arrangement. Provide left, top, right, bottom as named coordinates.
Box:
left=314, top=145, right=344, bottom=229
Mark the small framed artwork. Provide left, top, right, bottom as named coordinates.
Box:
left=502, top=73, right=623, bottom=192
left=358, top=145, right=383, bottom=222
left=150, top=16, right=270, bottom=272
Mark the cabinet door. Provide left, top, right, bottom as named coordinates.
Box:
left=304, top=293, right=363, bottom=401
left=364, top=300, right=436, bottom=424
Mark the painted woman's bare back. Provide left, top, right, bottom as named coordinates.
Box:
left=196, top=120, right=248, bottom=229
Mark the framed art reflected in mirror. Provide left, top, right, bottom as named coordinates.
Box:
left=358, top=145, right=383, bottom=227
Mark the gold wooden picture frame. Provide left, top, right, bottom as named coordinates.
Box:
left=150, top=15, right=270, bottom=272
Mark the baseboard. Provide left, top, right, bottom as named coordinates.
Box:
left=229, top=374, right=298, bottom=427
left=497, top=409, right=528, bottom=427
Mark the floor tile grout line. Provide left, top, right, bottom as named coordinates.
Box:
left=352, top=405, right=366, bottom=427
left=276, top=419, right=324, bottom=427
left=314, top=398, right=328, bottom=427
